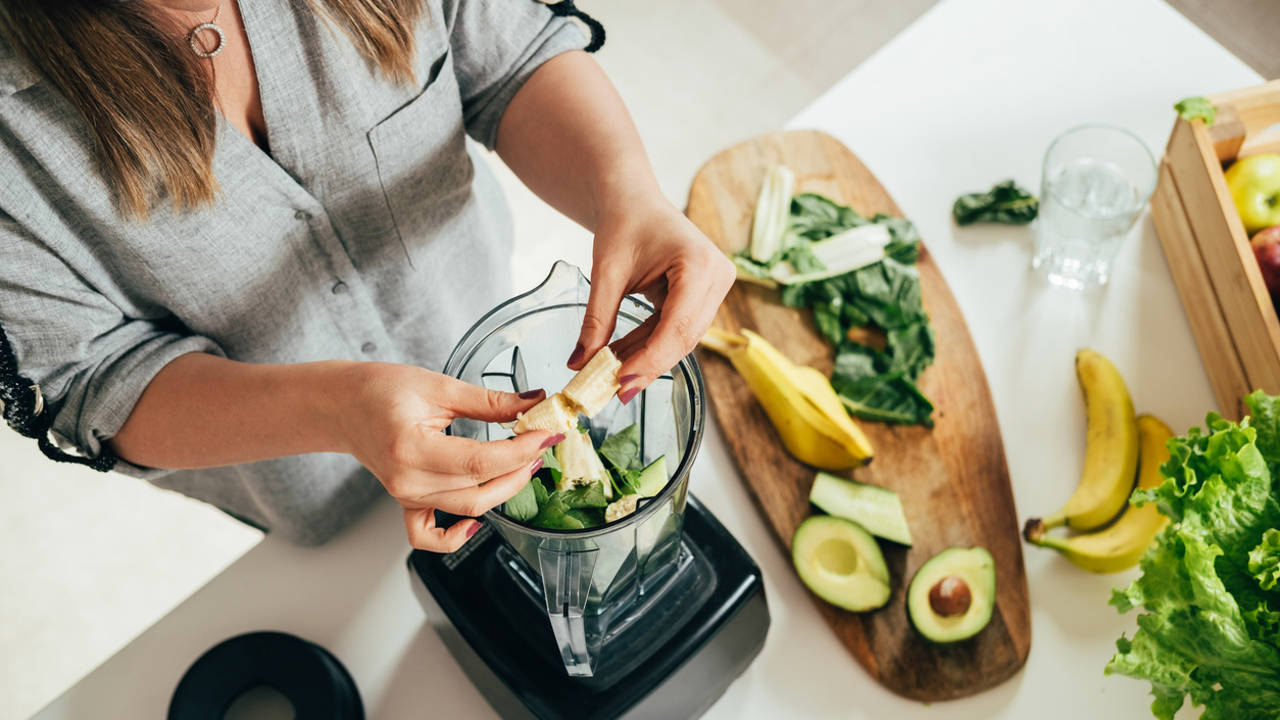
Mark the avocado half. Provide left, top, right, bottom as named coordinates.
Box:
left=791, top=515, right=891, bottom=612
left=906, top=546, right=996, bottom=644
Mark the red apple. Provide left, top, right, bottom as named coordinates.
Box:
left=1251, top=225, right=1280, bottom=298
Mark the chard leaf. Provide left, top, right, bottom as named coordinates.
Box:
left=781, top=244, right=826, bottom=274
left=952, top=180, right=1038, bottom=226
left=886, top=322, right=935, bottom=380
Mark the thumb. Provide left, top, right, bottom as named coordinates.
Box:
left=440, top=378, right=547, bottom=423
left=571, top=263, right=627, bottom=370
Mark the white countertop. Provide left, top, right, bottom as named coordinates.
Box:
left=36, top=0, right=1264, bottom=717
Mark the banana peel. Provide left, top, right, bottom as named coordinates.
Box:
left=1025, top=414, right=1172, bottom=573
left=700, top=327, right=873, bottom=469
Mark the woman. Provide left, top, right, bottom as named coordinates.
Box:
left=0, top=0, right=734, bottom=551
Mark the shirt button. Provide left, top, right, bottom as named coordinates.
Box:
left=331, top=281, right=348, bottom=295
left=361, top=342, right=377, bottom=354
left=295, top=210, right=312, bottom=221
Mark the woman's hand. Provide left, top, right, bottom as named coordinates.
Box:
left=570, top=196, right=736, bottom=401
left=336, top=363, right=561, bottom=552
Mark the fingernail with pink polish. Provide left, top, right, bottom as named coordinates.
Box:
left=466, top=522, right=482, bottom=539
left=619, top=386, right=641, bottom=405
left=530, top=457, right=545, bottom=474
left=540, top=433, right=566, bottom=450
left=518, top=389, right=546, bottom=400
left=567, top=343, right=586, bottom=367
left=618, top=374, right=641, bottom=386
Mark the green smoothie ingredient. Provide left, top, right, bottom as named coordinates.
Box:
left=791, top=515, right=891, bottom=612
left=809, top=472, right=913, bottom=546
left=503, top=423, right=667, bottom=530
left=1106, top=391, right=1280, bottom=720
left=907, top=547, right=996, bottom=644
left=951, top=180, right=1038, bottom=226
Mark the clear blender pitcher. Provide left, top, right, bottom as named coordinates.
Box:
left=443, top=261, right=707, bottom=678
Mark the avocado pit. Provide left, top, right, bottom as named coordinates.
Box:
left=928, top=575, right=972, bottom=616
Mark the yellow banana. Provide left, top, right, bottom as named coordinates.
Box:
left=1030, top=349, right=1138, bottom=532
left=700, top=327, right=873, bottom=469
left=1025, top=414, right=1172, bottom=573
left=513, top=347, right=621, bottom=435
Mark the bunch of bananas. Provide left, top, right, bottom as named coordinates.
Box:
left=1023, top=350, right=1172, bottom=573
left=700, top=327, right=874, bottom=470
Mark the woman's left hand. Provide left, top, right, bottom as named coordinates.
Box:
left=569, top=195, right=736, bottom=402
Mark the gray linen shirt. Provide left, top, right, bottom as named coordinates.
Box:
left=0, top=0, right=585, bottom=543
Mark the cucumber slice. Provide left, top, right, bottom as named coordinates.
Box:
left=636, top=456, right=668, bottom=497
left=809, top=472, right=913, bottom=546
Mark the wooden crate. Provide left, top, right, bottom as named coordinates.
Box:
left=1153, top=79, right=1280, bottom=419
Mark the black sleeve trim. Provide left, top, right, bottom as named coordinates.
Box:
left=546, top=0, right=605, bottom=53
left=0, top=321, right=117, bottom=472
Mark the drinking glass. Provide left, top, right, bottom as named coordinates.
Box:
left=1032, top=124, right=1157, bottom=289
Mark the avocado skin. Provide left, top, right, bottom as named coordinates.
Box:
left=906, top=546, right=996, bottom=644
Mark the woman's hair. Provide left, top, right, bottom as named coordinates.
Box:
left=0, top=1, right=425, bottom=218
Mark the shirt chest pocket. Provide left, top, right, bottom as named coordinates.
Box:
left=367, top=48, right=475, bottom=255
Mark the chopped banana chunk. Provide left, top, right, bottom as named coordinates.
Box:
left=605, top=494, right=639, bottom=522
left=553, top=430, right=613, bottom=498
left=562, top=347, right=622, bottom=417
left=513, top=392, right=578, bottom=435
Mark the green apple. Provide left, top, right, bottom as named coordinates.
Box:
left=1226, top=154, right=1280, bottom=234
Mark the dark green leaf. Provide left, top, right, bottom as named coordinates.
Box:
left=538, top=449, right=562, bottom=487
left=531, top=494, right=581, bottom=530
left=1174, top=96, right=1217, bottom=126
left=781, top=244, right=826, bottom=274
left=952, top=180, right=1038, bottom=226
left=812, top=303, right=845, bottom=346
left=598, top=423, right=641, bottom=472
left=503, top=480, right=540, bottom=522
left=613, top=468, right=642, bottom=498
left=832, top=367, right=934, bottom=426
left=559, top=481, right=608, bottom=509
left=886, top=321, right=935, bottom=380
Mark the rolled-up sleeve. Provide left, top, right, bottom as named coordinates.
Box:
left=0, top=215, right=223, bottom=477
left=445, top=0, right=587, bottom=149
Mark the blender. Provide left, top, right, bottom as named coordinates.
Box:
left=407, top=262, right=770, bottom=720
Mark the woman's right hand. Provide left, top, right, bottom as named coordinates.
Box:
left=336, top=362, right=561, bottom=553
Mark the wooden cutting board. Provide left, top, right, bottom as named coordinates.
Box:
left=687, top=130, right=1030, bottom=701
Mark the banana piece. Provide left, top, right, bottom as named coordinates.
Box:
left=1028, top=349, right=1139, bottom=532
left=605, top=494, right=639, bottom=522
left=562, top=347, right=622, bottom=417
left=1025, top=414, right=1172, bottom=573
left=553, top=429, right=613, bottom=497
left=700, top=327, right=873, bottom=469
left=512, top=347, right=622, bottom=435
left=513, top=392, right=578, bottom=435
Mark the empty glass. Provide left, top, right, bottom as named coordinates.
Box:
left=443, top=261, right=706, bottom=678
left=1033, top=124, right=1157, bottom=289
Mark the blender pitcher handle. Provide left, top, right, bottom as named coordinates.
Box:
left=536, top=543, right=598, bottom=677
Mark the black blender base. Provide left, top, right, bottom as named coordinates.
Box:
left=407, top=496, right=770, bottom=720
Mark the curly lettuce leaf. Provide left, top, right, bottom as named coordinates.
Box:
left=1108, top=395, right=1280, bottom=719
